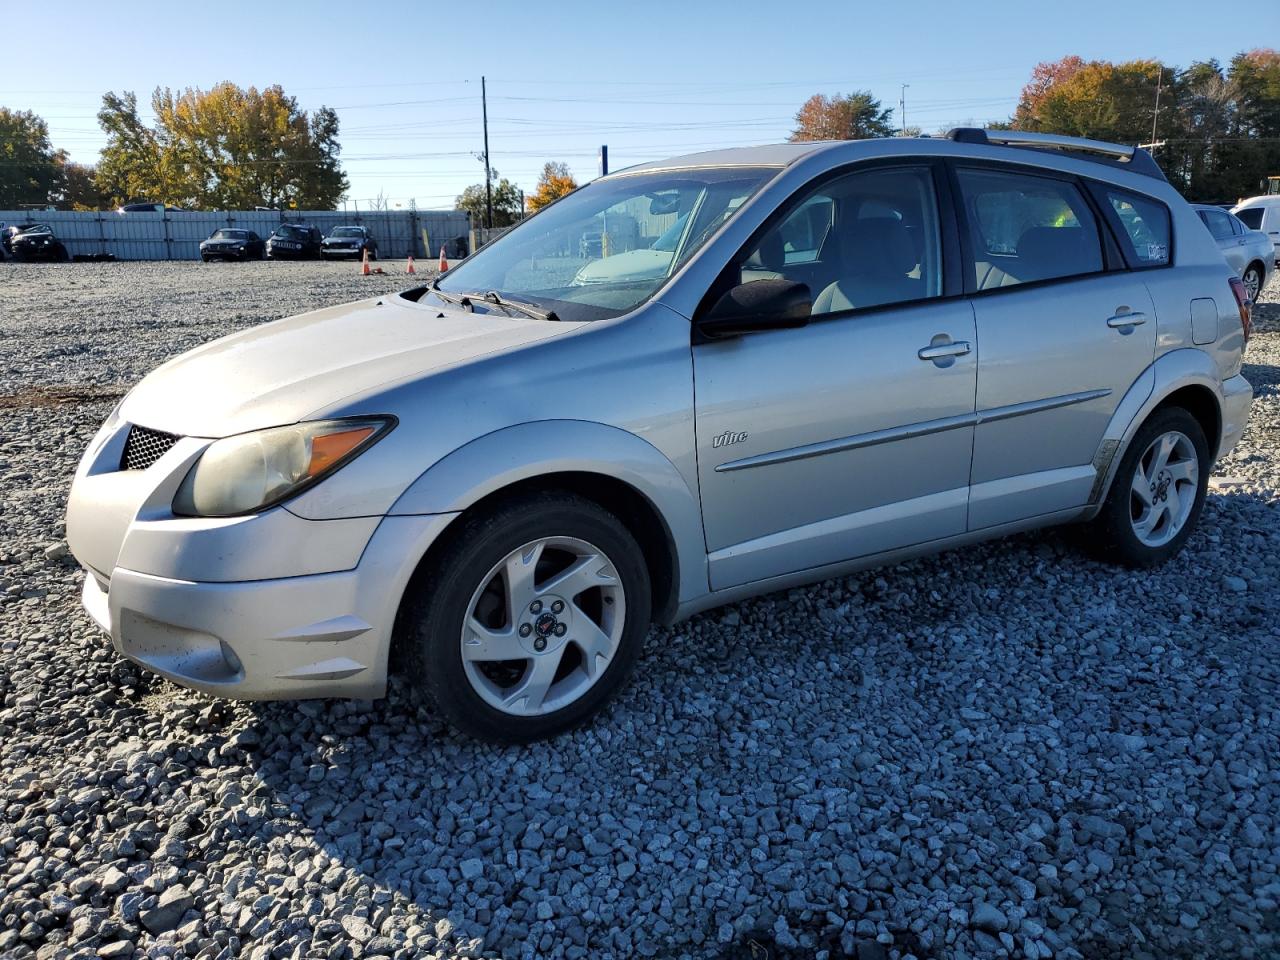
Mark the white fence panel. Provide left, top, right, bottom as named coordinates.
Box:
left=0, top=209, right=472, bottom=261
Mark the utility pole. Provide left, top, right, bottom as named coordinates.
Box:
left=1150, top=66, right=1163, bottom=147
left=482, top=75, right=492, bottom=229
left=899, top=84, right=909, bottom=136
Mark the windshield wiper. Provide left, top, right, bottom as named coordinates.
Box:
left=428, top=279, right=472, bottom=311
left=478, top=290, right=561, bottom=322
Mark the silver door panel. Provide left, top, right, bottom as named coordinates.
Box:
left=695, top=300, right=977, bottom=589
left=967, top=465, right=1097, bottom=531
left=968, top=273, right=1157, bottom=528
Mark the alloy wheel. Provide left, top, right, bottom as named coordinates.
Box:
left=1130, top=430, right=1199, bottom=548
left=1243, top=267, right=1261, bottom=304
left=460, top=536, right=626, bottom=716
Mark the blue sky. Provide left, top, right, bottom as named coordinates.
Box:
left=1, top=0, right=1263, bottom=209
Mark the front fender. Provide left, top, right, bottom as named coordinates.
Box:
left=1091, top=348, right=1227, bottom=512
left=387, top=420, right=708, bottom=607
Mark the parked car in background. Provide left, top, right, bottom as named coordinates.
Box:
left=321, top=226, right=378, bottom=260
left=1232, top=197, right=1280, bottom=267
left=3, top=222, right=39, bottom=258
left=1195, top=204, right=1274, bottom=301
left=266, top=224, right=323, bottom=260
left=66, top=130, right=1254, bottom=742
left=200, top=228, right=265, bottom=262
left=10, top=223, right=69, bottom=262
left=117, top=202, right=187, bottom=213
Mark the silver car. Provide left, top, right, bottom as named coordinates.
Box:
left=1193, top=203, right=1273, bottom=301
left=66, top=130, right=1254, bottom=741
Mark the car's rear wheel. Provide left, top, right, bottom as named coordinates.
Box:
left=1243, top=263, right=1263, bottom=303
left=401, top=492, right=651, bottom=742
left=1088, top=407, right=1209, bottom=568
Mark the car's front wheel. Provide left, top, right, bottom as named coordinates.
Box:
left=1089, top=407, right=1210, bottom=568
left=401, top=492, right=652, bottom=742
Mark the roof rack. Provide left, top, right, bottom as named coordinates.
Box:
left=945, top=128, right=1167, bottom=182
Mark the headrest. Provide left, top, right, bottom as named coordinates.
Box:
left=842, top=216, right=917, bottom=276
left=745, top=230, right=785, bottom=271
left=1016, top=226, right=1096, bottom=281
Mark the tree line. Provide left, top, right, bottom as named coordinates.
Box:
left=4, top=53, right=1275, bottom=214
left=790, top=48, right=1279, bottom=202
left=1, top=83, right=347, bottom=211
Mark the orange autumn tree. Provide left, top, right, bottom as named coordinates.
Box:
left=527, top=162, right=579, bottom=213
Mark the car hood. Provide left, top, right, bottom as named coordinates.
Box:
left=118, top=294, right=577, bottom=437
left=574, top=248, right=673, bottom=284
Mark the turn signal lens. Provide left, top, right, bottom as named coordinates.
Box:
left=304, top=426, right=376, bottom=478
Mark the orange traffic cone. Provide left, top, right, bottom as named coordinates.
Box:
left=438, top=243, right=448, bottom=273
left=406, top=255, right=416, bottom=275
left=360, top=249, right=371, bottom=276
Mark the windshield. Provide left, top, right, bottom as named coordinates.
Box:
left=434, top=166, right=777, bottom=321
left=212, top=229, right=248, bottom=240
left=273, top=225, right=308, bottom=239
left=330, top=227, right=364, bottom=238
left=18, top=224, right=50, bottom=235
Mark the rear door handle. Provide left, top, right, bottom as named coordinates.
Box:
left=1107, top=311, right=1147, bottom=329
left=917, top=340, right=971, bottom=361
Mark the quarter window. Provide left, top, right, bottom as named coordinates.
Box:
left=1104, top=189, right=1172, bottom=267
left=956, top=168, right=1104, bottom=289
left=738, top=166, right=942, bottom=315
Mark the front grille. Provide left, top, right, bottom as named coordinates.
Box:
left=121, top=425, right=180, bottom=471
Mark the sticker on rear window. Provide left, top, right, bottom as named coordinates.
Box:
left=1146, top=243, right=1168, bottom=262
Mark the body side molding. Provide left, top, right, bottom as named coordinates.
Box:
left=716, top=388, right=1113, bottom=473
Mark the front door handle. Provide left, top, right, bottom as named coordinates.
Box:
left=918, top=340, right=971, bottom=361
left=1107, top=311, right=1147, bottom=329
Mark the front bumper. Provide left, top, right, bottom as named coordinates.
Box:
left=67, top=410, right=456, bottom=699
left=80, top=512, right=452, bottom=699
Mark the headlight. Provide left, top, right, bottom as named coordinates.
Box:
left=173, top=417, right=394, bottom=517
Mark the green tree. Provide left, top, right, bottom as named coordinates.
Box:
left=0, top=108, right=64, bottom=207
left=527, top=161, right=578, bottom=212
left=789, top=92, right=894, bottom=141
left=55, top=161, right=108, bottom=210
left=96, top=84, right=348, bottom=209
left=456, top=172, right=523, bottom=226
left=1229, top=49, right=1280, bottom=199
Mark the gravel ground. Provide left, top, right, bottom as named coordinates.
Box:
left=1, top=260, right=1278, bottom=960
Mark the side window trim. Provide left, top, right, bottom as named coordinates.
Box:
left=693, top=157, right=962, bottom=325
left=946, top=159, right=1117, bottom=296
left=1085, top=181, right=1175, bottom=272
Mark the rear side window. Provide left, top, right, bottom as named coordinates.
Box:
left=956, top=168, right=1104, bottom=289
left=1236, top=207, right=1264, bottom=230
left=1104, top=190, right=1171, bottom=267
left=1198, top=208, right=1235, bottom=241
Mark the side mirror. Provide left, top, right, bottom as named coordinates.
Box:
left=696, top=279, right=811, bottom=340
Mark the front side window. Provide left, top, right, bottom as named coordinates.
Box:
left=1105, top=190, right=1171, bottom=267
left=735, top=166, right=942, bottom=315
left=957, top=168, right=1103, bottom=288
left=1235, top=207, right=1264, bottom=230
left=434, top=166, right=777, bottom=322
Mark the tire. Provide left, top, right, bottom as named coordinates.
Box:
left=401, top=492, right=652, bottom=742
left=201, top=255, right=210, bottom=262
left=1242, top=263, right=1263, bottom=303
left=1088, top=407, right=1210, bottom=568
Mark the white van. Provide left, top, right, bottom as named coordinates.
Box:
left=1232, top=197, right=1280, bottom=265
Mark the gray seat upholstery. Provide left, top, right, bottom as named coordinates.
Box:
left=741, top=230, right=786, bottom=283
left=813, top=217, right=921, bottom=314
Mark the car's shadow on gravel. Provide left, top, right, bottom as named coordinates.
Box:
left=231, top=477, right=1279, bottom=959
